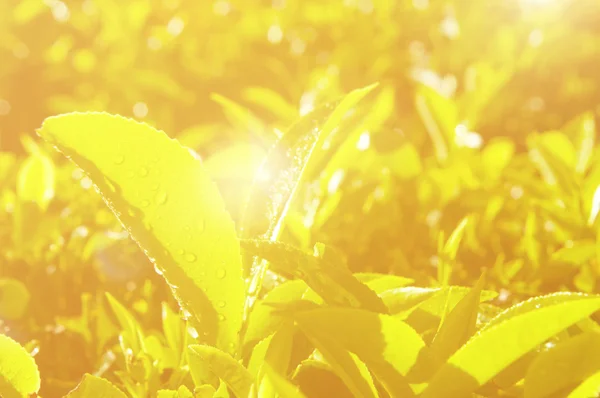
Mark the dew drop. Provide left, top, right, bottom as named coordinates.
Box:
left=216, top=269, right=226, bottom=279
left=114, top=154, right=125, bottom=164
left=151, top=183, right=160, bottom=191
left=153, top=264, right=164, bottom=276
left=155, top=191, right=168, bottom=205
left=216, top=300, right=226, bottom=308
left=140, top=199, right=150, bottom=208
left=138, top=167, right=149, bottom=177
left=218, top=314, right=226, bottom=321
left=185, top=253, right=197, bottom=263
left=177, top=249, right=184, bottom=255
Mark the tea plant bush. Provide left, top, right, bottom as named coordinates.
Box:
left=2, top=0, right=600, bottom=397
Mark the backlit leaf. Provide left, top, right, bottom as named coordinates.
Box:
left=422, top=295, right=600, bottom=397
left=66, top=374, right=127, bottom=398
left=38, top=112, right=246, bottom=353
left=0, top=278, right=30, bottom=320
left=292, top=307, right=432, bottom=397
left=524, top=331, right=600, bottom=398
left=0, top=334, right=40, bottom=398
left=188, top=345, right=254, bottom=398
left=241, top=240, right=386, bottom=313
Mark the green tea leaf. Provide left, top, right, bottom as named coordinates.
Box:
left=261, top=364, right=308, bottom=398
left=552, top=241, right=597, bottom=265
left=105, top=292, right=145, bottom=354
left=16, top=151, right=55, bottom=209
left=188, top=345, right=254, bottom=398
left=354, top=273, right=414, bottom=293
left=293, top=338, right=379, bottom=398
left=255, top=321, right=295, bottom=398
left=422, top=296, right=600, bottom=398
left=241, top=83, right=378, bottom=245
left=524, top=331, right=600, bottom=398
left=244, top=280, right=309, bottom=346
left=438, top=216, right=470, bottom=286
left=0, top=334, right=40, bottom=398
left=0, top=278, right=30, bottom=320
left=38, top=112, right=246, bottom=353
left=211, top=93, right=273, bottom=143
left=241, top=240, right=386, bottom=313
left=568, top=370, right=600, bottom=398
left=292, top=307, right=431, bottom=397
left=66, top=374, right=127, bottom=397
left=430, top=275, right=484, bottom=362
left=479, top=292, right=595, bottom=333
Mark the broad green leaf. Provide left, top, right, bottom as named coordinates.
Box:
left=568, top=370, right=600, bottom=397
left=105, top=292, right=145, bottom=354
left=422, top=296, right=600, bottom=398
left=430, top=275, right=484, bottom=362
left=66, top=374, right=127, bottom=397
left=524, top=331, right=600, bottom=398
left=0, top=334, right=40, bottom=397
left=261, top=364, right=308, bottom=398
left=241, top=240, right=386, bottom=313
left=38, top=112, right=246, bottom=353
left=0, top=278, right=30, bottom=320
left=381, top=286, right=497, bottom=318
left=292, top=307, right=432, bottom=397
left=188, top=345, right=254, bottom=398
left=479, top=292, right=595, bottom=333
left=16, top=151, right=55, bottom=209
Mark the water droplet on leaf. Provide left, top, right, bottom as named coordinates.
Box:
left=216, top=300, right=226, bottom=308
left=155, top=191, right=168, bottom=205
left=185, top=253, right=197, bottom=262
left=138, top=167, right=149, bottom=177
left=140, top=199, right=150, bottom=207
left=114, top=154, right=125, bottom=164
left=216, top=269, right=226, bottom=279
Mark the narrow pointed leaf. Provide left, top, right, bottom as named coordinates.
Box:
left=188, top=345, right=254, bottom=398
left=422, top=296, right=600, bottom=398
left=430, top=275, right=484, bottom=362
left=38, top=112, right=245, bottom=352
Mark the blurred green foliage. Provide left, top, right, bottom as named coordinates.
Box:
left=2, top=0, right=600, bottom=397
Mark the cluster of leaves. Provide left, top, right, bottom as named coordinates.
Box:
left=2, top=82, right=600, bottom=397
left=2, top=1, right=600, bottom=397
